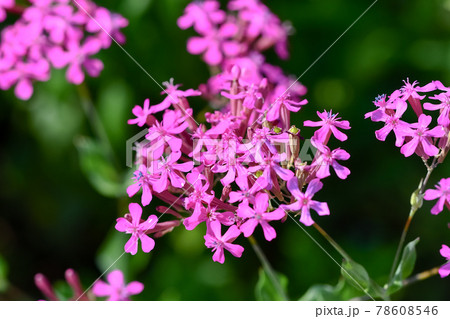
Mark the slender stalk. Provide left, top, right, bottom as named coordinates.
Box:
left=76, top=83, right=118, bottom=167
left=402, top=266, right=440, bottom=287
left=388, top=158, right=437, bottom=281
left=248, top=235, right=289, bottom=301
left=313, top=223, right=353, bottom=262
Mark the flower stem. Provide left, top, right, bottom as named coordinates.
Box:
left=313, top=223, right=353, bottom=262
left=388, top=158, right=438, bottom=282
left=402, top=266, right=440, bottom=287
left=76, top=83, right=118, bottom=167
left=248, top=235, right=289, bottom=301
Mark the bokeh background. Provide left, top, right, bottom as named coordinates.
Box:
left=1, top=0, right=450, bottom=300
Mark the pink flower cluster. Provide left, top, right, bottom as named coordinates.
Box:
left=119, top=0, right=351, bottom=264
left=365, top=79, right=450, bottom=159
left=0, top=0, right=127, bottom=100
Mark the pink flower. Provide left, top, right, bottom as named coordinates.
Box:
left=177, top=0, right=225, bottom=34
left=183, top=205, right=235, bottom=230
left=438, top=245, right=450, bottom=278
left=374, top=99, right=409, bottom=147
left=0, top=0, right=14, bottom=23
left=423, top=92, right=450, bottom=127
left=127, top=164, right=156, bottom=206
left=86, top=7, right=128, bottom=48
left=399, top=114, right=445, bottom=157
left=150, top=151, right=193, bottom=193
left=204, top=220, right=244, bottom=263
left=145, top=110, right=189, bottom=159
left=282, top=178, right=330, bottom=226
left=424, top=178, right=450, bottom=215
left=266, top=93, right=308, bottom=122
left=311, top=140, right=351, bottom=180
left=92, top=270, right=144, bottom=301
left=400, top=79, right=436, bottom=117
left=115, top=203, right=157, bottom=255
left=187, top=21, right=241, bottom=66
left=304, top=110, right=351, bottom=144
left=236, top=192, right=285, bottom=241
left=49, top=37, right=104, bottom=84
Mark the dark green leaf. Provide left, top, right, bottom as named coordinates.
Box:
left=341, top=259, right=371, bottom=291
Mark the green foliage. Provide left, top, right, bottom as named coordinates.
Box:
left=75, top=136, right=122, bottom=198
left=255, top=268, right=288, bottom=301
left=388, top=238, right=420, bottom=295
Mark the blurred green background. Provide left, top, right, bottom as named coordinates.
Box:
left=1, top=0, right=449, bottom=300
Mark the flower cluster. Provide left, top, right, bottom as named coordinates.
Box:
left=35, top=268, right=143, bottom=301
left=0, top=0, right=127, bottom=100
left=365, top=79, right=449, bottom=159
left=119, top=0, right=351, bottom=264
left=367, top=79, right=450, bottom=280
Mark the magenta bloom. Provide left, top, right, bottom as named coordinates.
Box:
left=177, top=0, right=225, bottom=34
left=374, top=99, right=409, bottom=147
left=92, top=270, right=144, bottom=301
left=187, top=21, right=241, bottom=65
left=266, top=93, right=308, bottom=122
left=115, top=203, right=158, bottom=255
left=438, top=245, right=450, bottom=278
left=150, top=151, right=193, bottom=193
left=127, top=99, right=162, bottom=127
left=0, top=0, right=14, bottom=23
left=399, top=114, right=445, bottom=157
left=304, top=110, right=351, bottom=143
left=282, top=178, right=330, bottom=226
left=424, top=178, right=450, bottom=215
left=127, top=164, right=156, bottom=206
left=423, top=92, right=450, bottom=127
left=236, top=192, right=285, bottom=241
left=312, top=140, right=351, bottom=180
left=204, top=221, right=244, bottom=263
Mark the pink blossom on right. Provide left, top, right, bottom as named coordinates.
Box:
left=92, top=270, right=144, bottom=301
left=438, top=245, right=450, bottom=278
left=398, top=114, right=445, bottom=157
left=424, top=178, right=450, bottom=215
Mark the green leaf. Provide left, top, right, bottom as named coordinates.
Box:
left=75, top=136, right=121, bottom=197
left=255, top=268, right=288, bottom=301
left=0, top=255, right=9, bottom=293
left=341, top=259, right=371, bottom=291
left=299, top=284, right=341, bottom=301
left=388, top=237, right=420, bottom=295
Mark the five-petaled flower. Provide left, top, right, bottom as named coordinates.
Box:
left=92, top=270, right=144, bottom=301
left=204, top=220, right=244, bottom=264
left=304, top=110, right=351, bottom=144
left=115, top=203, right=158, bottom=255
left=237, top=192, right=285, bottom=241
left=281, top=177, right=330, bottom=226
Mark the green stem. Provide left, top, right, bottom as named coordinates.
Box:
left=76, top=83, right=118, bottom=168
left=248, top=236, right=289, bottom=301
left=313, top=223, right=353, bottom=262
left=388, top=158, right=437, bottom=282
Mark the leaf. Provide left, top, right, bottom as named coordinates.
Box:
left=388, top=237, right=420, bottom=295
left=255, top=268, right=288, bottom=301
left=299, top=284, right=341, bottom=301
left=75, top=136, right=121, bottom=197
left=341, top=259, right=371, bottom=292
